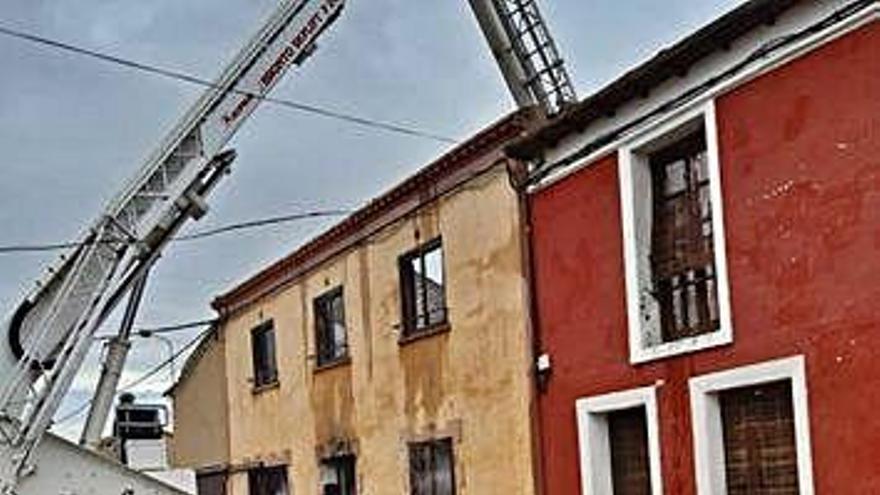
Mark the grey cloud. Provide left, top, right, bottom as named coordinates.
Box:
left=0, top=0, right=745, bottom=439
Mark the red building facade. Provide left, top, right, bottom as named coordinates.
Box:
left=512, top=2, right=880, bottom=494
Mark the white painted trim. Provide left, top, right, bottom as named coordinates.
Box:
left=618, top=100, right=733, bottom=364
left=531, top=3, right=880, bottom=192
left=575, top=386, right=663, bottom=495
left=689, top=356, right=814, bottom=495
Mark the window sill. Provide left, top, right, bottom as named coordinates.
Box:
left=630, top=328, right=732, bottom=364
left=398, top=321, right=451, bottom=346
left=251, top=380, right=280, bottom=395
left=314, top=356, right=351, bottom=374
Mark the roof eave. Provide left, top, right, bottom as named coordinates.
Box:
left=507, top=0, right=801, bottom=160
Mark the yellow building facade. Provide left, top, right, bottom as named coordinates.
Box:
left=170, top=108, right=541, bottom=495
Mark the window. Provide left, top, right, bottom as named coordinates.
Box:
left=689, top=356, right=814, bottom=495
left=248, top=465, right=289, bottom=495
left=314, top=287, right=348, bottom=367
left=408, top=438, right=456, bottom=495
left=196, top=472, right=227, bottom=495
left=619, top=101, right=732, bottom=363
left=251, top=321, right=278, bottom=388
left=320, top=455, right=357, bottom=495
left=576, top=387, right=663, bottom=495
left=650, top=130, right=718, bottom=342
left=608, top=408, right=653, bottom=494
left=399, top=238, right=447, bottom=337
left=720, top=381, right=798, bottom=494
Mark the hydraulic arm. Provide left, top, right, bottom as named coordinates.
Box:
left=0, top=0, right=344, bottom=492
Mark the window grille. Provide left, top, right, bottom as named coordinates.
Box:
left=650, top=129, right=720, bottom=342
left=608, top=407, right=653, bottom=495
left=720, top=380, right=799, bottom=495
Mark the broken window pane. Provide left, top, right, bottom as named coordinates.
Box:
left=400, top=239, right=447, bottom=337
left=314, top=288, right=348, bottom=366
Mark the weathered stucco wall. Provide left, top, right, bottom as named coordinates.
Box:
left=168, top=332, right=230, bottom=470
left=530, top=20, right=880, bottom=495
left=220, top=164, right=537, bottom=494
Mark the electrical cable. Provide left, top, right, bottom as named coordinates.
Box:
left=54, top=326, right=213, bottom=425
left=93, top=318, right=219, bottom=340
left=0, top=209, right=351, bottom=255
left=0, top=23, right=458, bottom=144
left=526, top=0, right=874, bottom=186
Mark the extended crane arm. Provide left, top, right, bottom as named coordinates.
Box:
left=467, top=0, right=577, bottom=115
left=0, top=0, right=344, bottom=491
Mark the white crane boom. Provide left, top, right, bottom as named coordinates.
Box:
left=0, top=0, right=344, bottom=492
left=468, top=0, right=577, bottom=115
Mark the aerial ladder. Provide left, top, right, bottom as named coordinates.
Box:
left=468, top=0, right=577, bottom=115
left=0, top=0, right=571, bottom=491
left=0, top=0, right=344, bottom=493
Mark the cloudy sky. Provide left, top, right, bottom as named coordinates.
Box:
left=0, top=0, right=745, bottom=441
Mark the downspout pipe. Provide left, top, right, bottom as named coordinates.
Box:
left=507, top=157, right=548, bottom=495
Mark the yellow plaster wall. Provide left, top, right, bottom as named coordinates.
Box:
left=220, top=165, right=536, bottom=494
left=168, top=333, right=230, bottom=469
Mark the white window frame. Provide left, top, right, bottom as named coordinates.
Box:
left=689, top=355, right=814, bottom=495
left=575, top=386, right=663, bottom=495
left=618, top=99, right=733, bottom=364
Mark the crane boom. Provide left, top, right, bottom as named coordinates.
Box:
left=468, top=0, right=577, bottom=115
left=0, top=0, right=344, bottom=491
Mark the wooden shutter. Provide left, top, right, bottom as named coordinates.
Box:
left=607, top=407, right=653, bottom=495
left=720, top=380, right=799, bottom=495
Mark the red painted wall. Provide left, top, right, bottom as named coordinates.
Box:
left=530, top=21, right=880, bottom=495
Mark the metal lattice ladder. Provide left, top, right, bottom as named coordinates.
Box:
left=489, top=0, right=577, bottom=115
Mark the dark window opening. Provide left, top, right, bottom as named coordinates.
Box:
left=196, top=471, right=228, bottom=495
left=409, top=438, right=455, bottom=495
left=248, top=465, right=289, bottom=495
left=399, top=239, right=447, bottom=337
left=650, top=127, right=720, bottom=342
left=720, top=380, right=799, bottom=495
left=608, top=407, right=653, bottom=495
left=314, top=287, right=348, bottom=367
left=251, top=321, right=278, bottom=388
left=320, top=455, right=357, bottom=495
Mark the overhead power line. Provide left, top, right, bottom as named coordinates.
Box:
left=0, top=23, right=458, bottom=144
left=94, top=318, right=219, bottom=340
left=0, top=209, right=351, bottom=255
